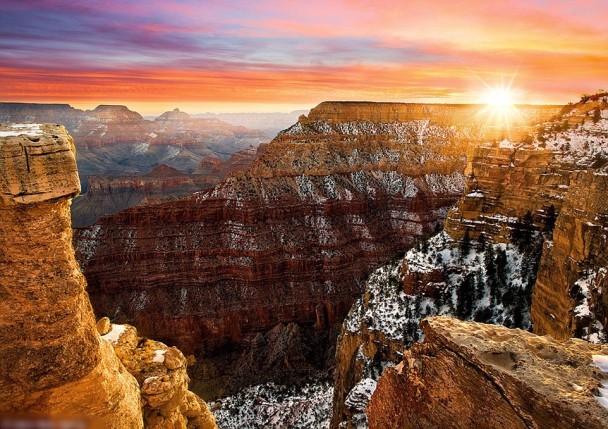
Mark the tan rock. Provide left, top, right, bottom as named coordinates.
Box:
left=0, top=124, right=142, bottom=427
left=532, top=171, right=608, bottom=339
left=368, top=316, right=608, bottom=429
left=0, top=123, right=80, bottom=204
left=101, top=320, right=217, bottom=429
left=96, top=316, right=111, bottom=335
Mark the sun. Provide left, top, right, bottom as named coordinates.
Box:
left=484, top=87, right=514, bottom=108
left=477, top=77, right=522, bottom=140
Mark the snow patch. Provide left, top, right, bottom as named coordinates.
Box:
left=101, top=324, right=127, bottom=344
left=153, top=349, right=166, bottom=363
left=0, top=123, right=43, bottom=137
left=592, top=355, right=608, bottom=410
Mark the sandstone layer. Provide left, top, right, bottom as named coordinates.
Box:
left=368, top=316, right=608, bottom=429
left=0, top=124, right=143, bottom=427
left=531, top=170, right=608, bottom=340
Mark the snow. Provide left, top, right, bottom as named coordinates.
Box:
left=132, top=142, right=150, bottom=155
left=592, top=355, right=608, bottom=410
left=101, top=324, right=127, bottom=344
left=0, top=123, right=43, bottom=137
left=572, top=271, right=606, bottom=343
left=152, top=349, right=166, bottom=363
left=213, top=381, right=333, bottom=429
left=344, top=377, right=377, bottom=411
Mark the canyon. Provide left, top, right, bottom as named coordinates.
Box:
left=73, top=101, right=559, bottom=402
left=0, top=103, right=268, bottom=225
left=2, top=97, right=605, bottom=428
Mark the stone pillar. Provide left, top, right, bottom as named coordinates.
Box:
left=0, top=124, right=143, bottom=428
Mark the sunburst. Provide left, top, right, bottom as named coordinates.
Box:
left=478, top=75, right=521, bottom=140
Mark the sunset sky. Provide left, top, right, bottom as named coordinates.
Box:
left=1, top=0, right=607, bottom=114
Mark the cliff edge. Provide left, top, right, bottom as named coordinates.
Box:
left=368, top=316, right=608, bottom=429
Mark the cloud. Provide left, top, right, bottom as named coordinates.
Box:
left=0, top=0, right=606, bottom=108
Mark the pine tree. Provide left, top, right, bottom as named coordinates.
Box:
left=543, top=204, right=557, bottom=234
left=495, top=247, right=508, bottom=291
left=477, top=233, right=487, bottom=252
left=593, top=107, right=601, bottom=123
left=511, top=211, right=535, bottom=252
left=460, top=228, right=471, bottom=261
left=485, top=246, right=497, bottom=304
left=456, top=273, right=475, bottom=319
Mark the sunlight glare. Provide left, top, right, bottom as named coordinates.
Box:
left=484, top=87, right=514, bottom=108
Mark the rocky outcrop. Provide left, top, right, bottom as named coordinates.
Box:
left=0, top=103, right=267, bottom=190
left=0, top=124, right=143, bottom=427
left=98, top=318, right=217, bottom=429
left=331, top=95, right=608, bottom=429
left=367, top=316, right=608, bottom=429
left=196, top=144, right=267, bottom=181
left=0, top=124, right=217, bottom=428
left=71, top=164, right=216, bottom=227
left=443, top=144, right=569, bottom=242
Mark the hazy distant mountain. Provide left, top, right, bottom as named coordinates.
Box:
left=0, top=103, right=268, bottom=190
left=193, top=110, right=308, bottom=137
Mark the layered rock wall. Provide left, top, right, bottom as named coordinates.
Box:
left=368, top=317, right=608, bottom=429
left=74, top=102, right=559, bottom=398
left=71, top=164, right=216, bottom=227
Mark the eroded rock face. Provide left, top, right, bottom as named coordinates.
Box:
left=75, top=102, right=513, bottom=396
left=0, top=124, right=143, bottom=427
left=532, top=171, right=608, bottom=340
left=75, top=102, right=560, bottom=398
left=99, top=319, right=217, bottom=429
left=368, top=316, right=608, bottom=429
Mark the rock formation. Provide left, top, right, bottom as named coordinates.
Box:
left=0, top=123, right=143, bottom=427
left=97, top=318, right=217, bottom=428
left=532, top=170, right=608, bottom=340
left=74, top=102, right=558, bottom=398
left=367, top=316, right=608, bottom=429
left=0, top=123, right=217, bottom=428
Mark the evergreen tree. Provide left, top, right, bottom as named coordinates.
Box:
left=495, top=247, right=508, bottom=291
left=511, top=211, right=535, bottom=252
left=543, top=204, right=557, bottom=234
left=477, top=233, right=487, bottom=252
left=485, top=246, right=498, bottom=305
left=456, top=273, right=475, bottom=319
left=593, top=107, right=601, bottom=123
left=460, top=228, right=471, bottom=261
